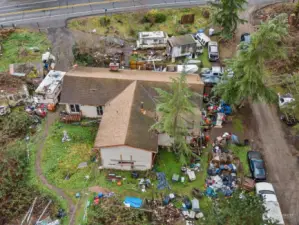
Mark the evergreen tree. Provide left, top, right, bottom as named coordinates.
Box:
left=201, top=191, right=279, bottom=225
left=210, top=0, right=247, bottom=39
left=214, top=14, right=289, bottom=106
left=151, top=72, right=198, bottom=164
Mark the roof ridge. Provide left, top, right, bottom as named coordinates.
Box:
left=124, top=81, right=140, bottom=147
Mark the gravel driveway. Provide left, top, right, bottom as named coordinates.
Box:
left=238, top=4, right=299, bottom=224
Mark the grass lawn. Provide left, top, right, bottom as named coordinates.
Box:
left=42, top=122, right=213, bottom=223
left=68, top=7, right=211, bottom=39
left=42, top=122, right=98, bottom=190
left=155, top=149, right=211, bottom=211
left=0, top=29, right=50, bottom=72
left=229, top=144, right=251, bottom=177
left=198, top=48, right=212, bottom=68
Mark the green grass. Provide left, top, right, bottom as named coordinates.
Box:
left=24, top=122, right=68, bottom=225
left=229, top=144, right=250, bottom=176
left=232, top=117, right=244, bottom=135
left=68, top=7, right=211, bottom=39
left=198, top=48, right=212, bottom=68
left=155, top=150, right=211, bottom=211
left=0, top=29, right=50, bottom=72
left=42, top=122, right=98, bottom=190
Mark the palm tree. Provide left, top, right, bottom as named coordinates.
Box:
left=214, top=14, right=289, bottom=106
left=210, top=0, right=247, bottom=40
left=151, top=72, right=198, bottom=164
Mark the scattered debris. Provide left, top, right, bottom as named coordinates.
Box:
left=62, top=130, right=71, bottom=143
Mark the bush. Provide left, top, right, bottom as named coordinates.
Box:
left=176, top=25, right=192, bottom=35
left=99, top=16, right=111, bottom=26
left=143, top=10, right=167, bottom=24
left=129, top=27, right=136, bottom=36
left=202, top=10, right=210, bottom=19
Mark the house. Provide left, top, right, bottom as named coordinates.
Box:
left=34, top=70, right=66, bottom=105
left=136, top=31, right=168, bottom=49
left=167, top=34, right=201, bottom=62
left=60, top=67, right=204, bottom=170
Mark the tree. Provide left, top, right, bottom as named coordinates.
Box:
left=210, top=0, right=247, bottom=40
left=151, top=72, right=198, bottom=164
left=201, top=191, right=279, bottom=225
left=214, top=14, right=289, bottom=106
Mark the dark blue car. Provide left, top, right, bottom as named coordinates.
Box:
left=247, top=151, right=266, bottom=181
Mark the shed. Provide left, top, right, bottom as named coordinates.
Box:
left=167, top=34, right=197, bottom=62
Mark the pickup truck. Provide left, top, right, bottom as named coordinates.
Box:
left=255, top=182, right=285, bottom=225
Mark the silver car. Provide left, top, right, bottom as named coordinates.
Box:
left=208, top=41, right=219, bottom=62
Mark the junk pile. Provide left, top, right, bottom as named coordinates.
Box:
left=144, top=199, right=183, bottom=225
left=205, top=132, right=241, bottom=197
left=93, top=192, right=115, bottom=205
left=202, top=99, right=232, bottom=129
left=25, top=103, right=47, bottom=118
left=181, top=197, right=204, bottom=223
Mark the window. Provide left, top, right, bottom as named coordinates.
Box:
left=97, top=106, right=104, bottom=116
left=70, top=104, right=80, bottom=113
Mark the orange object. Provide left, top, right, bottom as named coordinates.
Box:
left=47, top=103, right=56, bottom=112
left=117, top=181, right=122, bottom=186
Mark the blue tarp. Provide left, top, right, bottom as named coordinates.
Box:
left=124, top=197, right=143, bottom=208
left=156, top=172, right=170, bottom=190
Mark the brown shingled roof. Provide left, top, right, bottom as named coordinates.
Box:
left=60, top=67, right=203, bottom=106
left=61, top=67, right=204, bottom=152
left=94, top=81, right=158, bottom=152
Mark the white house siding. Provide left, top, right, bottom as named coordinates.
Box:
left=65, top=104, right=103, bottom=118
left=100, top=145, right=153, bottom=171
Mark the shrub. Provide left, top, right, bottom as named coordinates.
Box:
left=202, top=10, right=210, bottom=19
left=143, top=10, right=167, bottom=24
left=176, top=25, right=191, bottom=35
left=99, top=16, right=111, bottom=26
left=129, top=27, right=136, bottom=36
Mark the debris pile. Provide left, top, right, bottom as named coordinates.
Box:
left=205, top=132, right=242, bottom=197
left=145, top=199, right=183, bottom=225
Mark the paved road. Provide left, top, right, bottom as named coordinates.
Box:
left=0, top=0, right=279, bottom=28
left=0, top=0, right=208, bottom=28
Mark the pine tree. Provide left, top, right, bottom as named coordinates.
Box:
left=151, top=72, right=198, bottom=164
left=210, top=0, right=247, bottom=39
left=214, top=14, right=289, bottom=106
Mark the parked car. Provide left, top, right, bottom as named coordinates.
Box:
left=200, top=67, right=233, bottom=84
left=255, top=182, right=285, bottom=225
left=208, top=41, right=219, bottom=61
left=247, top=151, right=266, bottom=181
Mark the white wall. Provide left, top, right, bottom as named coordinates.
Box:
left=100, top=145, right=153, bottom=171
left=65, top=104, right=103, bottom=118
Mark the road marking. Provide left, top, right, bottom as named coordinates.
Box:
left=0, top=1, right=204, bottom=25
left=0, top=0, right=58, bottom=9
left=0, top=0, right=128, bottom=17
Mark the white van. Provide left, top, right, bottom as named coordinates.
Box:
left=255, top=182, right=285, bottom=225
left=194, top=33, right=211, bottom=46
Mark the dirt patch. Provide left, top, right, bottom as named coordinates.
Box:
left=236, top=6, right=299, bottom=224
left=47, top=28, right=75, bottom=71
left=88, top=186, right=110, bottom=194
